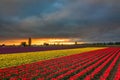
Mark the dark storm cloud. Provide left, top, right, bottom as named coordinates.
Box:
left=0, top=0, right=120, bottom=42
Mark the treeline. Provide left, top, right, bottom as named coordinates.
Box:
left=0, top=41, right=120, bottom=47
left=91, top=42, right=120, bottom=45
left=78, top=42, right=120, bottom=47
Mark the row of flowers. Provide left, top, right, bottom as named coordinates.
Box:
left=52, top=49, right=109, bottom=80
left=69, top=48, right=116, bottom=80
left=100, top=51, right=120, bottom=80
left=114, top=63, right=120, bottom=80
left=0, top=47, right=120, bottom=80
left=43, top=48, right=114, bottom=79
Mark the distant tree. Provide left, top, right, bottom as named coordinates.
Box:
left=21, top=42, right=27, bottom=47
left=44, top=43, right=49, bottom=46
left=1, top=44, right=5, bottom=47
left=75, top=42, right=78, bottom=45
left=13, top=44, right=15, bottom=46
left=107, top=42, right=114, bottom=45
left=115, top=42, right=120, bottom=45
left=28, top=37, right=32, bottom=46
left=103, top=43, right=106, bottom=45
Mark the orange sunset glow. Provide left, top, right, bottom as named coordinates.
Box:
left=0, top=38, right=85, bottom=45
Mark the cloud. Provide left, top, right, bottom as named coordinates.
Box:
left=0, top=0, right=120, bottom=42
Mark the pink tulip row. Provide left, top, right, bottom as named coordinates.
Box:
left=0, top=47, right=120, bottom=80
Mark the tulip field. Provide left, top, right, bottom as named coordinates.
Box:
left=0, top=47, right=120, bottom=80
left=0, top=47, right=101, bottom=68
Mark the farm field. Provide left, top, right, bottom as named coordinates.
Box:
left=0, top=47, right=120, bottom=80
left=0, top=47, right=102, bottom=68
left=0, top=46, right=88, bottom=54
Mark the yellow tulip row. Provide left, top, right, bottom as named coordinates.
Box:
left=0, top=47, right=105, bottom=69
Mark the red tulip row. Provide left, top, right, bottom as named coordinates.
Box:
left=84, top=50, right=120, bottom=80
left=43, top=48, right=109, bottom=79
left=0, top=48, right=104, bottom=79
left=52, top=49, right=112, bottom=80
left=69, top=48, right=117, bottom=80
left=100, top=52, right=120, bottom=80
left=46, top=50, right=107, bottom=79
left=0, top=47, right=120, bottom=80
left=114, top=64, right=120, bottom=80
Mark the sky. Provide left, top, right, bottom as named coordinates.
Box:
left=0, top=0, right=120, bottom=45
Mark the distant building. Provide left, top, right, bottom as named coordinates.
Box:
left=28, top=37, right=32, bottom=46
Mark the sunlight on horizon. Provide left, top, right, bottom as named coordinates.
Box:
left=0, top=38, right=85, bottom=45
